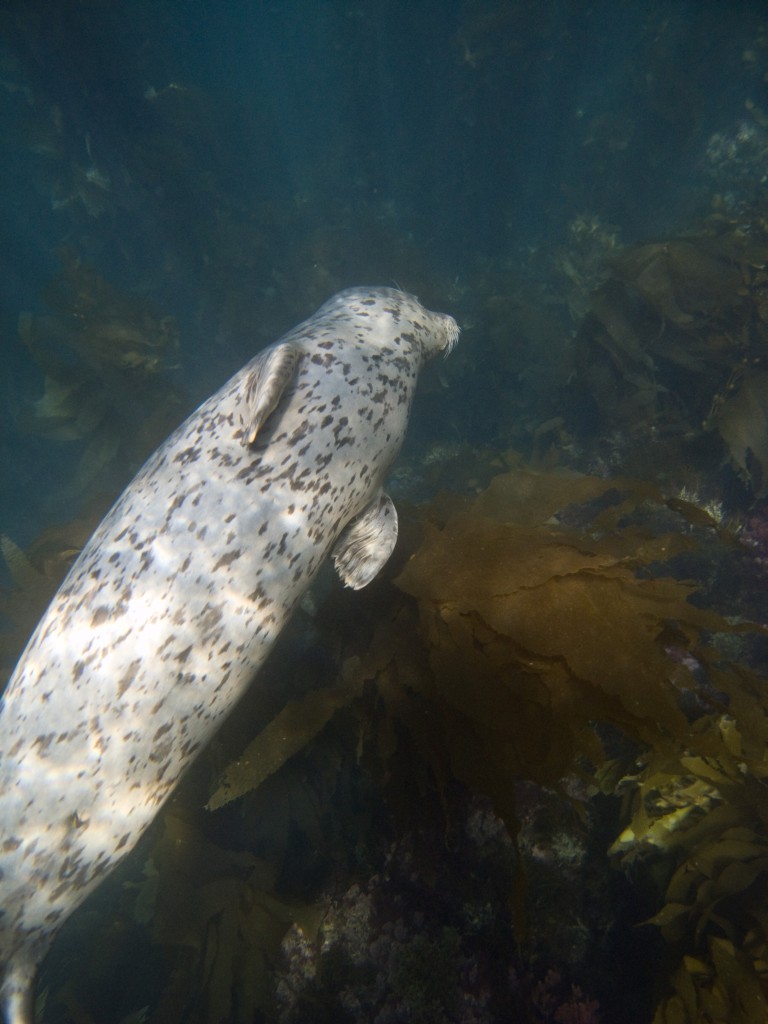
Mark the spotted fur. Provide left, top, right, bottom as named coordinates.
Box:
left=0, top=287, right=459, bottom=1024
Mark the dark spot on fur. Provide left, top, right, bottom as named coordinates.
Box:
left=212, top=549, right=242, bottom=571
left=174, top=446, right=202, bottom=465
left=90, top=606, right=111, bottom=627
left=116, top=659, right=141, bottom=698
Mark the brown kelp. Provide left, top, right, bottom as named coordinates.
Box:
left=569, top=225, right=768, bottom=494
left=167, top=461, right=764, bottom=1023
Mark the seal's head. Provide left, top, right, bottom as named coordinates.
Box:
left=316, top=286, right=459, bottom=362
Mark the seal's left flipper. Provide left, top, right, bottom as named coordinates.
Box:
left=332, top=492, right=398, bottom=590
left=241, top=342, right=302, bottom=445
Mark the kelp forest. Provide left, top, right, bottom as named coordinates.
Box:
left=3, top=3, right=768, bottom=1023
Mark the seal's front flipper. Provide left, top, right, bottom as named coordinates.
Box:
left=241, top=342, right=302, bottom=446
left=332, top=492, right=398, bottom=590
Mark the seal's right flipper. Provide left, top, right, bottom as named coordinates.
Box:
left=241, top=342, right=302, bottom=446
left=332, top=491, right=398, bottom=590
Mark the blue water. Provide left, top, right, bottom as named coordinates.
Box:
left=2, top=0, right=764, bottom=548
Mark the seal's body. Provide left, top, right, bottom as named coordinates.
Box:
left=0, top=287, right=458, bottom=1024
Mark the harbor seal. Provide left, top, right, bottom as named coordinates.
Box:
left=0, top=286, right=459, bottom=1024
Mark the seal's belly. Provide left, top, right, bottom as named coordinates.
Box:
left=1, top=394, right=385, bottom=872
left=0, top=286, right=459, bottom=1024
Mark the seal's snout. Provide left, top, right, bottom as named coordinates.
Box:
left=442, top=315, right=460, bottom=357
left=426, top=311, right=459, bottom=359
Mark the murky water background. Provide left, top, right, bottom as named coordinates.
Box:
left=2, top=3, right=768, bottom=1022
